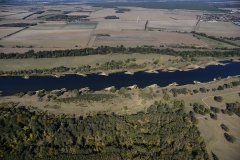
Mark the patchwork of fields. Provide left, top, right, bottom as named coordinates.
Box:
left=0, top=6, right=239, bottom=52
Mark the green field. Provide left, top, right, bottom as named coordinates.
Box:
left=194, top=34, right=237, bottom=49
left=0, top=53, right=176, bottom=71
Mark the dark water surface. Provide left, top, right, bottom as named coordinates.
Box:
left=0, top=62, right=240, bottom=96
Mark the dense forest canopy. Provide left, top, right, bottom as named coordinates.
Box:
left=0, top=102, right=209, bottom=159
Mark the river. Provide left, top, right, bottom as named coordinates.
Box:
left=0, top=62, right=240, bottom=96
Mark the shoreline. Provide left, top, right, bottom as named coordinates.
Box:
left=1, top=60, right=236, bottom=78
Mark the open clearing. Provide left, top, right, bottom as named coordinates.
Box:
left=197, top=22, right=240, bottom=38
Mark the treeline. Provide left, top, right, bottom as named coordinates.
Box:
left=214, top=80, right=240, bottom=91
left=104, top=16, right=119, bottom=19
left=1, top=46, right=240, bottom=59
left=115, top=8, right=130, bottom=13
left=145, top=20, right=148, bottom=30
left=22, top=11, right=44, bottom=20
left=87, top=1, right=219, bottom=11
left=55, top=93, right=116, bottom=103
left=0, top=102, right=209, bottom=159
left=44, top=15, right=89, bottom=21
left=0, top=66, right=70, bottom=76
left=0, top=27, right=28, bottom=40
left=0, top=23, right=37, bottom=27
left=192, top=31, right=240, bottom=47
left=223, top=37, right=240, bottom=41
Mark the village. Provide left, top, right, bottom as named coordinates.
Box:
left=196, top=10, right=240, bottom=26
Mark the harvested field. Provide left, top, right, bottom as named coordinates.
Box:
left=197, top=22, right=240, bottom=38
left=29, top=22, right=98, bottom=30
left=0, top=19, right=41, bottom=25
left=147, top=20, right=197, bottom=32
left=2, top=12, right=34, bottom=19
left=0, top=22, right=98, bottom=48
left=0, top=12, right=17, bottom=17
left=93, top=30, right=206, bottom=47
left=96, top=21, right=145, bottom=30
left=0, top=29, right=92, bottom=48
left=0, top=27, right=24, bottom=39
left=0, top=48, right=77, bottom=54
left=89, top=8, right=205, bottom=21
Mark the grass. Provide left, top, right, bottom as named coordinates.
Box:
left=0, top=53, right=176, bottom=71
left=38, top=14, right=54, bottom=20
left=176, top=82, right=240, bottom=160
left=198, top=113, right=240, bottom=160
left=194, top=34, right=237, bottom=49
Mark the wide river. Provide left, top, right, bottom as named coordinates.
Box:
left=0, top=62, right=240, bottom=96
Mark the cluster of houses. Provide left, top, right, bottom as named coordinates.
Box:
left=196, top=11, right=240, bottom=25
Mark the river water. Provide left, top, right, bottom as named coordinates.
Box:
left=0, top=62, right=240, bottom=96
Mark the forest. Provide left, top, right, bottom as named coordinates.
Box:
left=0, top=46, right=240, bottom=59
left=0, top=102, right=210, bottom=160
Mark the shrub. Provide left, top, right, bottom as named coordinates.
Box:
left=224, top=133, right=236, bottom=143
left=220, top=124, right=229, bottom=132
left=14, top=92, right=25, bottom=98
left=210, top=107, right=220, bottom=113
left=214, top=96, right=223, bottom=102
left=199, top=87, right=207, bottom=93
left=210, top=113, right=218, bottom=120
left=27, top=91, right=34, bottom=96
left=193, top=89, right=199, bottom=93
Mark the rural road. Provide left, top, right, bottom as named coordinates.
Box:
left=202, top=91, right=240, bottom=109
left=196, top=91, right=240, bottom=119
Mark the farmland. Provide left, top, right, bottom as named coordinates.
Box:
left=0, top=5, right=238, bottom=52
left=0, top=1, right=240, bottom=160
left=197, top=21, right=240, bottom=38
